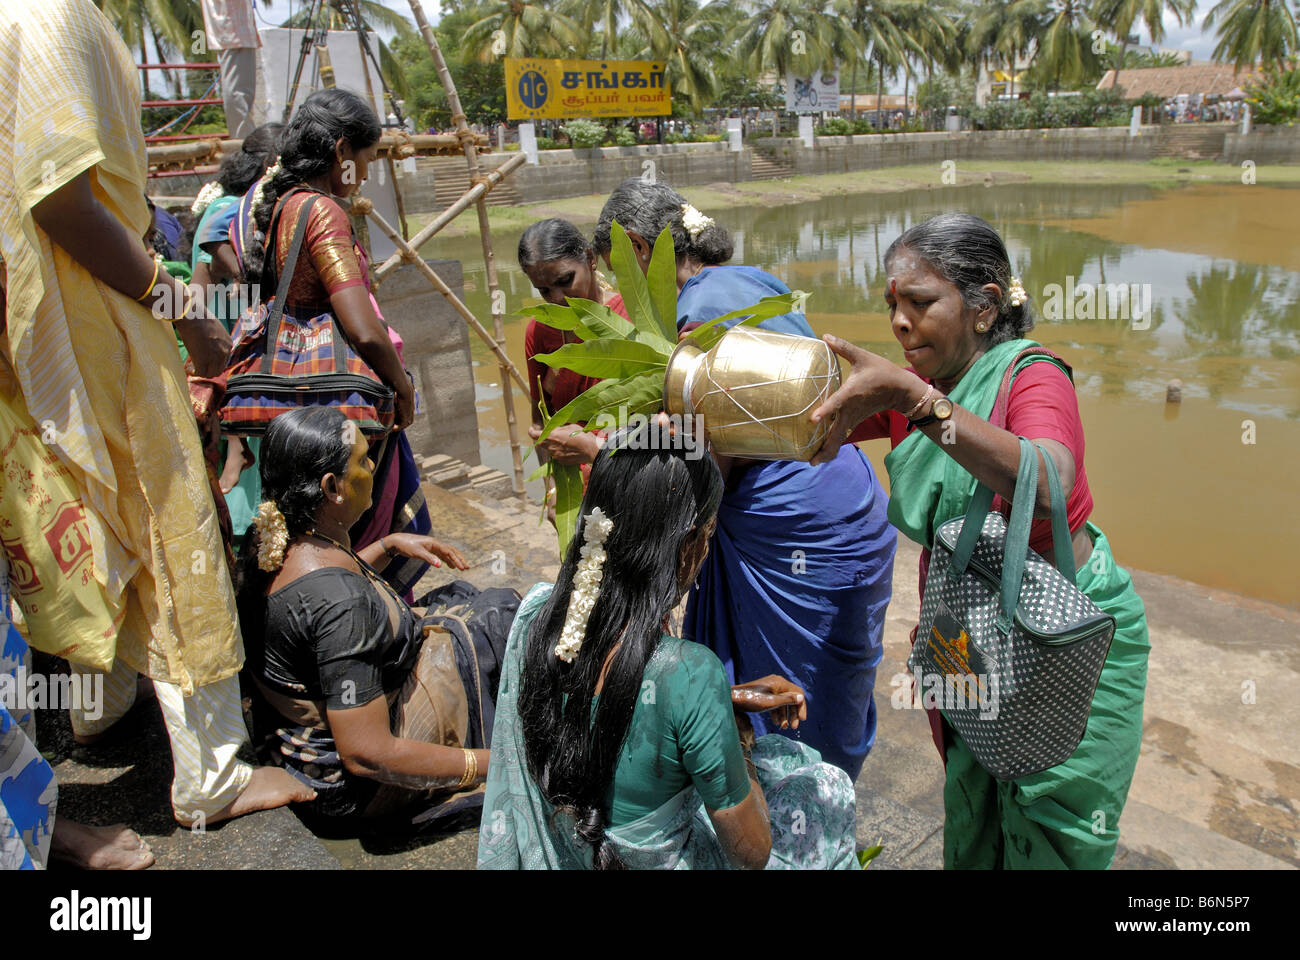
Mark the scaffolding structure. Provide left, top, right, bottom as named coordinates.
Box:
left=143, top=0, right=530, bottom=498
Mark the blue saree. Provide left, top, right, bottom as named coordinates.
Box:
left=677, top=266, right=896, bottom=780
left=477, top=585, right=860, bottom=870
left=1, top=562, right=57, bottom=870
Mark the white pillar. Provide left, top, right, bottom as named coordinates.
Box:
left=1129, top=104, right=1142, bottom=137
left=1241, top=103, right=1252, bottom=136
left=519, top=122, right=539, bottom=165
left=726, top=117, right=742, bottom=152
left=798, top=115, right=814, bottom=148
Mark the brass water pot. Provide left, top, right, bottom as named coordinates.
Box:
left=663, top=326, right=841, bottom=461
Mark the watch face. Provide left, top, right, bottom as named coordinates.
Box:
left=933, top=397, right=954, bottom=419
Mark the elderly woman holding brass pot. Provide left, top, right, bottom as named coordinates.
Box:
left=811, top=213, right=1150, bottom=869
left=590, top=179, right=896, bottom=782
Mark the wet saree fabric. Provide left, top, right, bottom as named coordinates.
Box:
left=675, top=265, right=895, bottom=780
left=477, top=585, right=860, bottom=869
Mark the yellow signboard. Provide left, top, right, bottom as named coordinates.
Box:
left=505, top=58, right=671, bottom=120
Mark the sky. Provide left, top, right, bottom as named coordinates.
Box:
left=253, top=0, right=1221, bottom=90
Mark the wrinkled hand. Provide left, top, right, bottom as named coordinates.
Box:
left=528, top=423, right=601, bottom=465
left=384, top=533, right=469, bottom=570
left=731, top=675, right=807, bottom=730
left=809, top=334, right=909, bottom=466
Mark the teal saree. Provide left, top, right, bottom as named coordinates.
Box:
left=477, top=584, right=861, bottom=870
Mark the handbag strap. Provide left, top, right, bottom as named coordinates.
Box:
left=1034, top=440, right=1077, bottom=583
left=953, top=439, right=1077, bottom=635
left=988, top=347, right=1073, bottom=430
left=259, top=192, right=322, bottom=375
left=996, top=437, right=1039, bottom=633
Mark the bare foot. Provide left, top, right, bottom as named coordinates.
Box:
left=176, top=766, right=315, bottom=828
left=218, top=461, right=243, bottom=495
left=51, top=820, right=155, bottom=870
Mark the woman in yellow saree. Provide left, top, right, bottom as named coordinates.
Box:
left=0, top=0, right=312, bottom=826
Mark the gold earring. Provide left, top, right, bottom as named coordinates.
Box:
left=975, top=320, right=989, bottom=333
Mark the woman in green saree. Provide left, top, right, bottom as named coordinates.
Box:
left=810, top=213, right=1149, bottom=869
left=478, top=421, right=859, bottom=870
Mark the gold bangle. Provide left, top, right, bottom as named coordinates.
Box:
left=458, top=748, right=477, bottom=789
left=167, top=291, right=197, bottom=325
left=136, top=256, right=162, bottom=302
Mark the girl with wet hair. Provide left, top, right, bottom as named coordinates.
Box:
left=478, top=421, right=859, bottom=870
left=812, top=212, right=1150, bottom=869
left=589, top=178, right=896, bottom=783
left=517, top=218, right=636, bottom=511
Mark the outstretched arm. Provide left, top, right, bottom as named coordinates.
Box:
left=810, top=335, right=1074, bottom=520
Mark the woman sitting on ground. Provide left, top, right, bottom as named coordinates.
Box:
left=237, top=406, right=503, bottom=823
left=810, top=212, right=1150, bottom=869
left=478, top=422, right=859, bottom=869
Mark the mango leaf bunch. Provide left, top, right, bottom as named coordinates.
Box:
left=524, top=220, right=806, bottom=554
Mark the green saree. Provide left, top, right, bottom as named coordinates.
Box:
left=477, top=584, right=861, bottom=870
left=885, top=340, right=1150, bottom=870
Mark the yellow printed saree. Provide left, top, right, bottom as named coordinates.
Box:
left=0, top=0, right=241, bottom=693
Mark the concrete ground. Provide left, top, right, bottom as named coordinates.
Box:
left=38, top=480, right=1299, bottom=870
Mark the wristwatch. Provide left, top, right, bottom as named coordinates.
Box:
left=909, top=393, right=954, bottom=428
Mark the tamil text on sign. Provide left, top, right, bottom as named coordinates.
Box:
left=505, top=59, right=671, bottom=120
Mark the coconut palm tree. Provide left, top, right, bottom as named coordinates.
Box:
left=889, top=2, right=956, bottom=119
left=968, top=0, right=1044, bottom=98
left=462, top=0, right=586, bottom=63
left=1035, top=0, right=1099, bottom=90
left=838, top=1, right=907, bottom=123
left=94, top=0, right=209, bottom=99
left=632, top=0, right=727, bottom=113
left=729, top=0, right=862, bottom=80
left=1090, top=0, right=1196, bottom=89
left=1205, top=0, right=1299, bottom=73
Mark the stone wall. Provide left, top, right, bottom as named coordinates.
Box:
left=513, top=142, right=752, bottom=201
left=751, top=126, right=1162, bottom=174
left=371, top=259, right=481, bottom=467
left=1223, top=125, right=1300, bottom=165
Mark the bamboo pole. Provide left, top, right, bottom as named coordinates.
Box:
left=362, top=202, right=529, bottom=395
left=373, top=151, right=527, bottom=281
left=407, top=0, right=525, bottom=498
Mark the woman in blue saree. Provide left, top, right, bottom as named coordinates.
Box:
left=478, top=423, right=858, bottom=869
left=589, top=180, right=896, bottom=781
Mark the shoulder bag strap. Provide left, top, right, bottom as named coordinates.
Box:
left=259, top=192, right=322, bottom=375
left=988, top=347, right=1073, bottom=431
left=995, top=437, right=1039, bottom=634
left=1033, top=440, right=1077, bottom=582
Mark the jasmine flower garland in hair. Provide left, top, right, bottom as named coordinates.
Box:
left=1006, top=276, right=1027, bottom=307
left=252, top=499, right=290, bottom=572
left=191, top=181, right=224, bottom=216
left=680, top=203, right=713, bottom=240
left=554, top=507, right=615, bottom=663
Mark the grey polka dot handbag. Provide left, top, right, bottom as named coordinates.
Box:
left=907, top=437, right=1115, bottom=781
